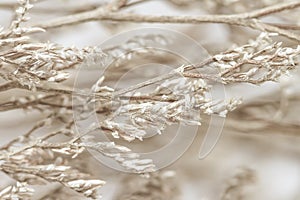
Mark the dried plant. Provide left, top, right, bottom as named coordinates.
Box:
left=0, top=0, right=299, bottom=199
left=116, top=171, right=179, bottom=200
left=221, top=167, right=256, bottom=200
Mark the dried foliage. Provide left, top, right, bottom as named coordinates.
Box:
left=0, top=0, right=299, bottom=199
left=116, top=171, right=179, bottom=200
left=221, top=167, right=256, bottom=200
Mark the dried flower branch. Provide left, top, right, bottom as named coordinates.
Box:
left=0, top=182, right=34, bottom=200
left=0, top=0, right=299, bottom=199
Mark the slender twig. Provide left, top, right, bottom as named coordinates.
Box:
left=266, top=23, right=300, bottom=30
left=114, top=57, right=215, bottom=96
left=0, top=114, right=53, bottom=150
left=0, top=94, right=58, bottom=112
left=241, top=1, right=300, bottom=18
left=32, top=1, right=300, bottom=41
left=0, top=81, right=19, bottom=92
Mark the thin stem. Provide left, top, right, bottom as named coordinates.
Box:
left=241, top=1, right=300, bottom=18
left=267, top=23, right=300, bottom=30
left=0, top=114, right=52, bottom=150
left=0, top=81, right=19, bottom=92
left=114, top=57, right=214, bottom=96
left=32, top=1, right=300, bottom=41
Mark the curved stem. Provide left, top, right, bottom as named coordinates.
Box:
left=32, top=1, right=300, bottom=41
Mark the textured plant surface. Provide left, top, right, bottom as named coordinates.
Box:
left=0, top=0, right=300, bottom=199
